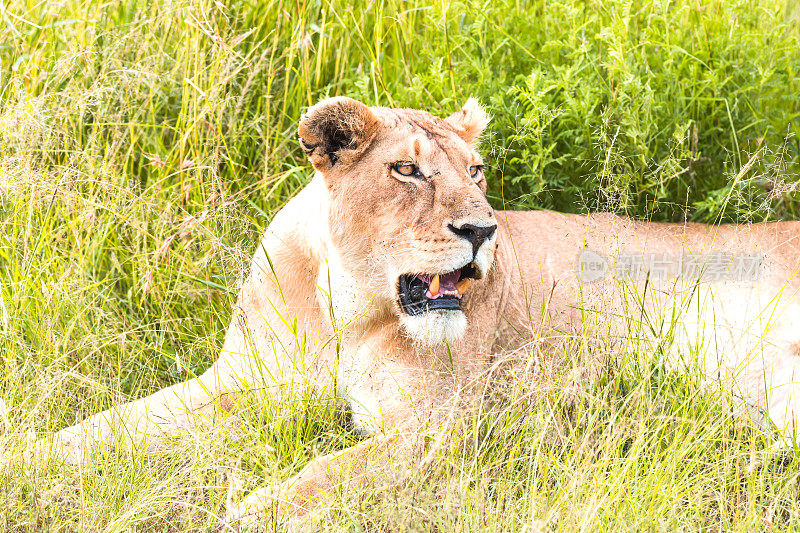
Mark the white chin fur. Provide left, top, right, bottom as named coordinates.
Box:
left=400, top=310, right=467, bottom=346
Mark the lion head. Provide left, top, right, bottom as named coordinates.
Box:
left=298, top=97, right=497, bottom=344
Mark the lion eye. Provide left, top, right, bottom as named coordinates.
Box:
left=469, top=165, right=484, bottom=180
left=393, top=162, right=418, bottom=177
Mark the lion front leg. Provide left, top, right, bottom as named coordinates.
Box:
left=43, top=358, right=246, bottom=464
left=226, top=430, right=419, bottom=527
left=225, top=343, right=443, bottom=528
left=36, top=313, right=296, bottom=465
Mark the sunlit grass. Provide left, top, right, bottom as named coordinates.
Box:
left=1, top=0, right=800, bottom=530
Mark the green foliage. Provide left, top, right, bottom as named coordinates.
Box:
left=495, top=0, right=800, bottom=221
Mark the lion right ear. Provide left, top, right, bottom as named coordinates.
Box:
left=297, top=97, right=379, bottom=172
left=444, top=97, right=491, bottom=146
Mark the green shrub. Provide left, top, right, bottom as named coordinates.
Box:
left=490, top=0, right=800, bottom=222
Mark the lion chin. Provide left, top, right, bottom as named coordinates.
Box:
left=399, top=309, right=468, bottom=346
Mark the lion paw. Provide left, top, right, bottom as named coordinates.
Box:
left=225, top=482, right=314, bottom=532
left=7, top=427, right=95, bottom=467
left=49, top=426, right=93, bottom=464
left=225, top=485, right=279, bottom=527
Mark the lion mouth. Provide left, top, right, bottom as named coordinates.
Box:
left=397, top=262, right=481, bottom=316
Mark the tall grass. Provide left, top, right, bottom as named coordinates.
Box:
left=1, top=0, right=799, bottom=530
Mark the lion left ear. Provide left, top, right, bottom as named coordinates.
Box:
left=444, top=98, right=491, bottom=145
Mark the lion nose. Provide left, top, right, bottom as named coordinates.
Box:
left=448, top=222, right=497, bottom=256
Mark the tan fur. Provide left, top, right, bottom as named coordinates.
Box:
left=30, top=98, right=800, bottom=527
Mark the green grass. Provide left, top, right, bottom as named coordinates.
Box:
left=1, top=0, right=800, bottom=530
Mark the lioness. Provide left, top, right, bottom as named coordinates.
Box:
left=32, top=97, right=800, bottom=524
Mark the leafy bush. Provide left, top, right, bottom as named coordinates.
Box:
left=489, top=0, right=800, bottom=222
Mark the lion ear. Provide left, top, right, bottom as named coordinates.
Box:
left=445, top=98, right=491, bottom=145
left=297, top=97, right=380, bottom=172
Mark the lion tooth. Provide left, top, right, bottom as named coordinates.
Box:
left=455, top=278, right=471, bottom=295
left=429, top=274, right=440, bottom=296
